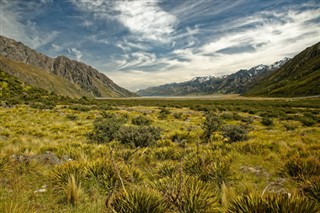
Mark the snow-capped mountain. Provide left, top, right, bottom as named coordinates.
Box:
left=137, top=58, right=290, bottom=96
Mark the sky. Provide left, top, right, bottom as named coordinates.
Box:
left=0, top=0, right=319, bottom=91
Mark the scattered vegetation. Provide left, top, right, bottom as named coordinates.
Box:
left=0, top=95, right=319, bottom=212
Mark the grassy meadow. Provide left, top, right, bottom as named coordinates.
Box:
left=0, top=97, right=319, bottom=212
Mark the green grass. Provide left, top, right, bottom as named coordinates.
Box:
left=0, top=98, right=319, bottom=212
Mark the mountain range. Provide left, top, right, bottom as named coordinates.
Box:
left=137, top=42, right=320, bottom=97
left=245, top=42, right=320, bottom=97
left=0, top=35, right=135, bottom=98
left=137, top=58, right=290, bottom=96
left=1, top=35, right=319, bottom=98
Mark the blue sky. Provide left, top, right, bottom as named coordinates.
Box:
left=1, top=0, right=319, bottom=91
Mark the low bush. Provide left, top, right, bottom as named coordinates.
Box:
left=202, top=112, right=222, bottom=143
left=222, top=125, right=249, bottom=143
left=261, top=117, right=273, bottom=126
left=66, top=114, right=78, bottom=121
left=132, top=115, right=152, bottom=126
left=300, top=116, right=317, bottom=126
left=87, top=113, right=127, bottom=143
left=158, top=108, right=170, bottom=120
left=282, top=121, right=298, bottom=131
left=117, top=126, right=161, bottom=147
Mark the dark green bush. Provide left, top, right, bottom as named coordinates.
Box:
left=201, top=112, right=222, bottom=143
left=300, top=116, right=317, bottom=126
left=66, top=114, right=78, bottom=121
left=117, top=126, right=161, bottom=147
left=222, top=125, right=249, bottom=143
left=132, top=115, right=152, bottom=126
left=87, top=113, right=126, bottom=143
left=261, top=117, right=273, bottom=126
left=283, top=122, right=298, bottom=131
left=158, top=108, right=170, bottom=119
left=173, top=112, right=183, bottom=119
left=241, top=116, right=254, bottom=124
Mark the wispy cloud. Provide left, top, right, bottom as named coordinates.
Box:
left=0, top=0, right=58, bottom=49
left=105, top=6, right=320, bottom=91
left=2, top=0, right=319, bottom=91
left=70, top=0, right=177, bottom=43
left=114, top=1, right=177, bottom=43
left=68, top=48, right=83, bottom=61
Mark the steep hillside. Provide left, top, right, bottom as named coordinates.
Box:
left=245, top=42, right=320, bottom=97
left=137, top=59, right=289, bottom=96
left=0, top=35, right=136, bottom=98
left=0, top=56, right=88, bottom=98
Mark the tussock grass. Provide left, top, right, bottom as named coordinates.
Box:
left=0, top=98, right=319, bottom=211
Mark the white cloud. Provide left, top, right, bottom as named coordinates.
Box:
left=68, top=48, right=83, bottom=61
left=0, top=0, right=58, bottom=49
left=106, top=8, right=320, bottom=91
left=114, top=1, right=177, bottom=43
left=51, top=44, right=62, bottom=52
left=88, top=35, right=109, bottom=44
left=70, top=0, right=177, bottom=43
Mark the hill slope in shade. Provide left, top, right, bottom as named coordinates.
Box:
left=137, top=58, right=289, bottom=96
left=0, top=35, right=136, bottom=98
left=245, top=42, right=320, bottom=97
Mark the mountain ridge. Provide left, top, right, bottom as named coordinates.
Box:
left=0, top=35, right=136, bottom=98
left=137, top=58, right=290, bottom=96
left=245, top=42, right=320, bottom=97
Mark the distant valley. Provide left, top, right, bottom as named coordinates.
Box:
left=138, top=42, right=320, bottom=97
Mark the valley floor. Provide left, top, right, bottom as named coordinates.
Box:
left=0, top=98, right=319, bottom=212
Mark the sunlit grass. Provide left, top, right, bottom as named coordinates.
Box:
left=0, top=99, right=319, bottom=211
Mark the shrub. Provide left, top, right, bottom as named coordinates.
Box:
left=158, top=108, right=170, bottom=120
left=173, top=112, right=183, bottom=119
left=222, top=125, right=249, bottom=143
left=66, top=114, right=78, bottom=121
left=283, top=122, right=298, bottom=131
left=261, top=117, right=273, bottom=126
left=132, top=115, right=152, bottom=126
left=227, top=194, right=319, bottom=213
left=220, top=112, right=234, bottom=120
left=300, top=116, right=317, bottom=126
left=202, top=112, right=222, bottom=143
left=87, top=113, right=126, bottom=143
left=241, top=116, right=254, bottom=124
left=117, top=126, right=161, bottom=147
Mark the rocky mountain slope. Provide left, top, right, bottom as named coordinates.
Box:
left=0, top=35, right=135, bottom=98
left=137, top=58, right=289, bottom=96
left=245, top=42, right=320, bottom=97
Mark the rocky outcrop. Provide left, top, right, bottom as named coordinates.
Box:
left=0, top=35, right=136, bottom=98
